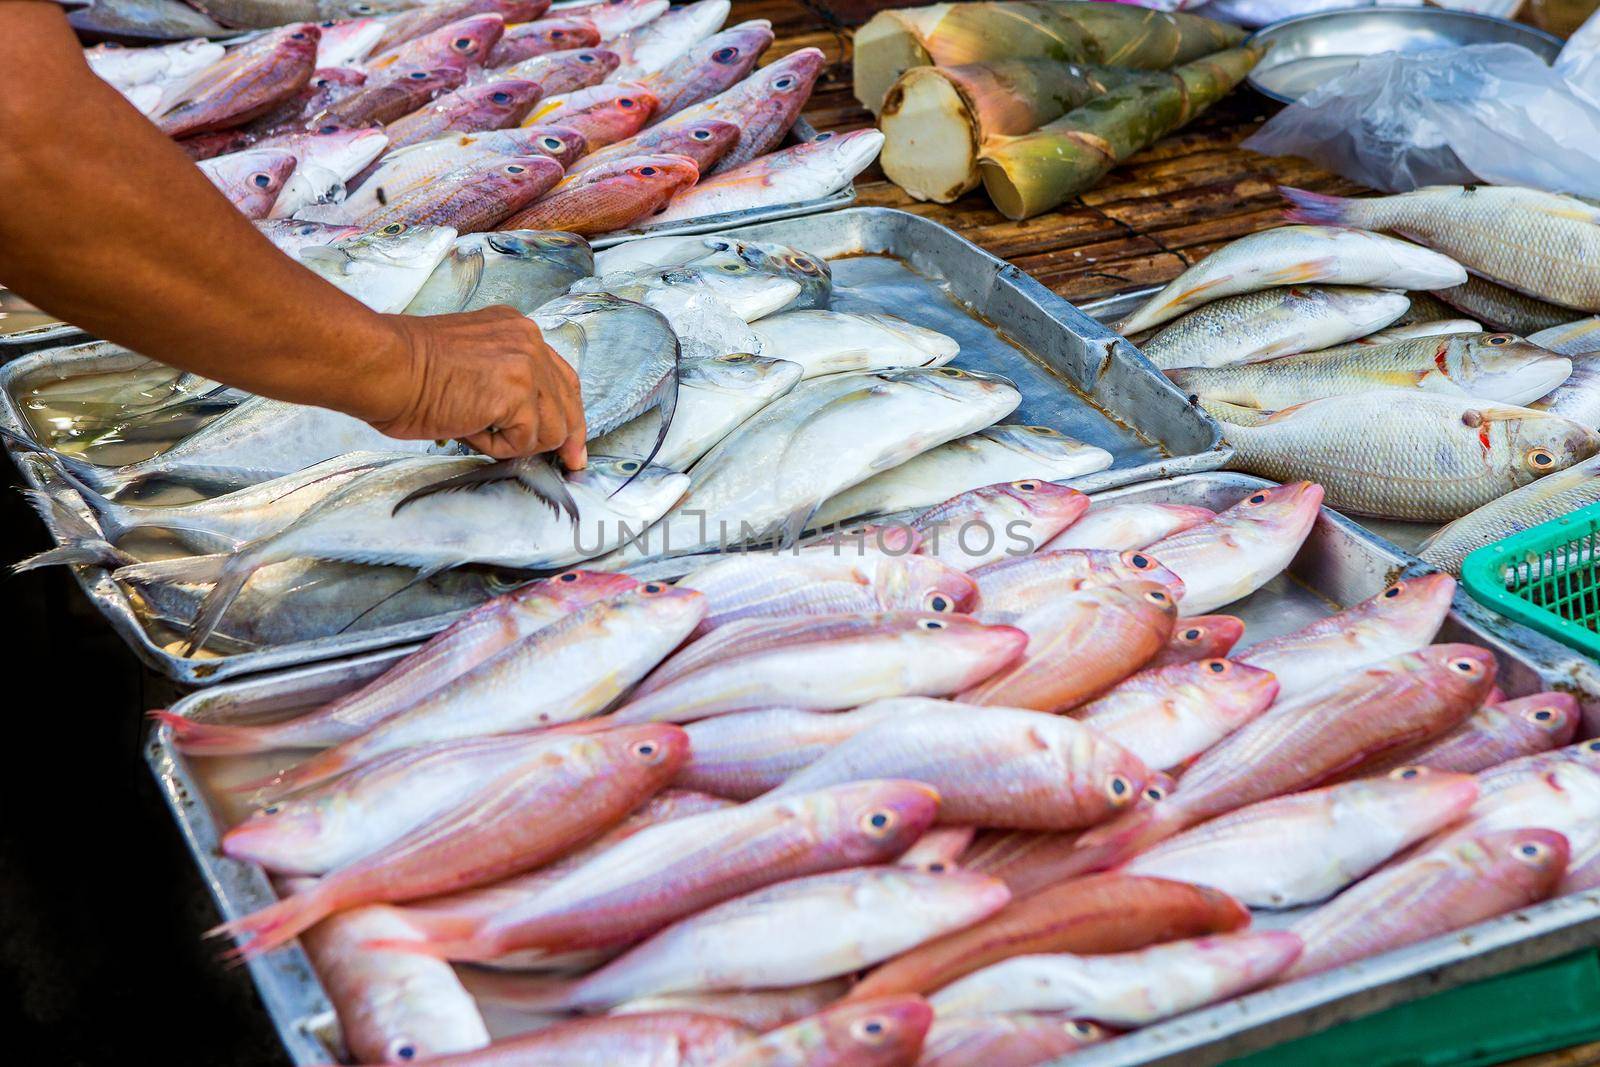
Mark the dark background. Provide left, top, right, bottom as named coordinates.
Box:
left=2, top=470, right=282, bottom=1066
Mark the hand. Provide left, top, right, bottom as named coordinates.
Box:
left=373, top=306, right=588, bottom=467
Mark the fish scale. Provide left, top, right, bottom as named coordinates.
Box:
left=357, top=154, right=562, bottom=232
left=1433, top=274, right=1575, bottom=334
left=1139, top=285, right=1411, bottom=370
left=1420, top=455, right=1600, bottom=573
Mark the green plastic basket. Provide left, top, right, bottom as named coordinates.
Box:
left=1461, top=501, right=1600, bottom=659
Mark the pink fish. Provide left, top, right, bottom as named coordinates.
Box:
left=1237, top=573, right=1456, bottom=701
left=367, top=12, right=513, bottom=70
left=1040, top=500, right=1215, bottom=552
left=211, top=722, right=688, bottom=959
left=710, top=996, right=934, bottom=1067
left=487, top=18, right=603, bottom=68
left=360, top=152, right=564, bottom=232
left=197, top=147, right=297, bottom=219
left=912, top=480, right=1090, bottom=570
left=769, top=701, right=1150, bottom=831
left=320, top=64, right=470, bottom=128
left=501, top=152, right=698, bottom=233
left=556, top=0, right=668, bottom=40
left=637, top=21, right=774, bottom=120
left=919, top=1013, right=1107, bottom=1067
left=1284, top=827, right=1568, bottom=980
left=159, top=24, right=321, bottom=137
left=1122, top=770, right=1481, bottom=908
left=899, top=826, right=976, bottom=874
left=610, top=981, right=853, bottom=1034
left=388, top=1011, right=752, bottom=1066
left=669, top=47, right=826, bottom=172
left=1363, top=692, right=1579, bottom=775
left=679, top=708, right=880, bottom=799
left=1076, top=658, right=1280, bottom=771
left=484, top=46, right=619, bottom=93
left=971, top=548, right=1183, bottom=616
left=383, top=78, right=545, bottom=151
left=565, top=116, right=740, bottom=178
left=1147, top=614, right=1244, bottom=668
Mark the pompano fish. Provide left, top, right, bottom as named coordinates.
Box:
left=1123, top=771, right=1480, bottom=908
left=610, top=982, right=851, bottom=1032
left=402, top=230, right=593, bottom=315
left=1150, top=615, right=1243, bottom=668
left=1040, top=500, right=1215, bottom=553
left=919, top=1013, right=1107, bottom=1067
left=158, top=24, right=320, bottom=136
left=1168, top=334, right=1573, bottom=409
left=1529, top=317, right=1600, bottom=356
left=367, top=780, right=940, bottom=961
left=635, top=20, right=773, bottom=119
left=609, top=0, right=731, bottom=79
left=313, top=17, right=385, bottom=67
left=610, top=367, right=1023, bottom=561
left=668, top=47, right=825, bottom=172
left=181, top=457, right=688, bottom=652
left=213, top=722, right=687, bottom=959
left=467, top=868, right=1010, bottom=1010
left=487, top=18, right=602, bottom=67
left=299, top=905, right=489, bottom=1065
left=571, top=260, right=800, bottom=322
left=929, top=931, right=1303, bottom=1025
left=1117, top=224, right=1465, bottom=335
left=913, top=480, right=1090, bottom=569
left=197, top=147, right=298, bottom=219
left=1283, top=827, right=1568, bottom=980
left=810, top=424, right=1113, bottom=529
left=771, top=701, right=1150, bottom=831
left=382, top=79, right=545, bottom=152
left=564, top=117, right=739, bottom=178
left=397, top=1013, right=751, bottom=1066
left=482, top=46, right=618, bottom=92
left=709, top=997, right=932, bottom=1067
left=501, top=154, right=697, bottom=234
left=680, top=551, right=975, bottom=635
left=1433, top=274, right=1573, bottom=334
left=1140, top=481, right=1323, bottom=615
left=1364, top=693, right=1579, bottom=776
left=157, top=570, right=633, bottom=754
left=653, top=129, right=884, bottom=222
left=612, top=613, right=1028, bottom=723
left=1139, top=285, right=1411, bottom=371
left=297, top=223, right=458, bottom=311
left=1077, top=658, right=1280, bottom=772
left=1530, top=352, right=1600, bottom=428
left=1283, top=185, right=1600, bottom=312
left=593, top=235, right=832, bottom=311
left=972, top=548, right=1184, bottom=616
left=316, top=64, right=468, bottom=126
left=365, top=12, right=510, bottom=71
left=340, top=126, right=587, bottom=217
left=749, top=310, right=958, bottom=379
left=532, top=292, right=678, bottom=443
left=1420, top=455, right=1600, bottom=574
left=591, top=353, right=800, bottom=471
left=961, top=580, right=1177, bottom=713
left=1214, top=392, right=1600, bottom=522
left=1237, top=573, right=1455, bottom=701
left=350, top=154, right=564, bottom=233
left=847, top=873, right=1250, bottom=1001
left=1078, top=645, right=1497, bottom=864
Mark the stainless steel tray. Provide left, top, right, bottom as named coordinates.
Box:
left=4, top=207, right=1225, bottom=686
left=146, top=470, right=1600, bottom=1065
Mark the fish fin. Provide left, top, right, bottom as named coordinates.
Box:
left=1279, top=186, right=1354, bottom=227
left=614, top=368, right=680, bottom=498
left=454, top=966, right=579, bottom=1011
left=112, top=552, right=232, bottom=587
left=209, top=882, right=338, bottom=962
left=232, top=740, right=353, bottom=797
left=1074, top=801, right=1188, bottom=865
left=0, top=425, right=128, bottom=494
left=183, top=549, right=266, bottom=657
left=147, top=709, right=286, bottom=757
left=407, top=244, right=485, bottom=315
left=294, top=244, right=348, bottom=270
left=391, top=456, right=578, bottom=523
left=14, top=489, right=130, bottom=572
left=334, top=560, right=455, bottom=633
left=1267, top=254, right=1339, bottom=287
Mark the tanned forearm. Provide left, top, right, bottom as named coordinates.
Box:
left=0, top=1, right=414, bottom=426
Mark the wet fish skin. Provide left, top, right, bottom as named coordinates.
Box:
left=1284, top=184, right=1600, bottom=312
left=299, top=904, right=489, bottom=1065
left=636, top=20, right=774, bottom=119
left=158, top=24, right=321, bottom=137
left=919, top=1013, right=1107, bottom=1067
left=614, top=613, right=1029, bottom=724
left=482, top=46, right=619, bottom=93
left=297, top=223, right=459, bottom=311
left=571, top=257, right=800, bottom=322
left=468, top=868, right=1011, bottom=1010
left=609, top=981, right=851, bottom=1033
left=403, top=229, right=594, bottom=316
left=1420, top=454, right=1600, bottom=574
left=593, top=234, right=832, bottom=310
left=1363, top=693, right=1580, bottom=776
left=1529, top=353, right=1600, bottom=429
left=708, top=996, right=933, bottom=1067
left=532, top=292, right=680, bottom=440
left=342, top=125, right=587, bottom=216
left=382, top=78, right=546, bottom=152
left=502, top=153, right=697, bottom=234
left=671, top=47, right=826, bottom=173
left=1040, top=500, right=1215, bottom=553
left=369, top=780, right=942, bottom=961
left=770, top=700, right=1150, bottom=831
left=1529, top=318, right=1600, bottom=357
left=387, top=1012, right=753, bottom=1066
left=317, top=63, right=469, bottom=127
left=678, top=707, right=896, bottom=799
left=655, top=128, right=884, bottom=222
left=913, top=480, right=1090, bottom=570
left=1077, top=658, right=1280, bottom=772
left=487, top=18, right=602, bottom=67
left=1118, top=224, right=1465, bottom=335
left=1284, top=827, right=1568, bottom=981
left=1433, top=274, right=1574, bottom=335
left=1140, top=285, right=1411, bottom=371
left=198, top=147, right=298, bottom=219
left=565, top=116, right=740, bottom=178
left=1122, top=771, right=1480, bottom=909
left=750, top=309, right=958, bottom=380
left=847, top=873, right=1251, bottom=1001
left=355, top=154, right=564, bottom=233
left=312, top=16, right=385, bottom=67
left=535, top=79, right=658, bottom=127
left=255, top=126, right=390, bottom=217
left=365, top=11, right=512, bottom=71
left=971, top=548, right=1183, bottom=617
left=1215, top=392, right=1600, bottom=522
left=1236, top=572, right=1456, bottom=701
left=929, top=930, right=1304, bottom=1025
left=1148, top=614, right=1244, bottom=668
left=1168, top=333, right=1573, bottom=409
left=212, top=721, right=688, bottom=959
left=609, top=0, right=732, bottom=79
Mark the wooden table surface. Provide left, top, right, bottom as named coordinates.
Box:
left=739, top=2, right=1600, bottom=1065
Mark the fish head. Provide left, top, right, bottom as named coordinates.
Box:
left=308, top=66, right=368, bottom=89
left=1486, top=406, right=1600, bottom=483
left=431, top=14, right=508, bottom=67
left=269, top=126, right=388, bottom=176
left=893, top=366, right=1022, bottom=414
left=891, top=611, right=1030, bottom=681
left=557, top=46, right=621, bottom=80
left=258, top=218, right=365, bottom=255
left=1166, top=615, right=1245, bottom=660
left=1458, top=826, right=1570, bottom=894
left=1409, top=643, right=1499, bottom=706
left=799, top=127, right=887, bottom=176
left=483, top=228, right=595, bottom=277
left=332, top=222, right=459, bottom=269
left=874, top=555, right=978, bottom=614
left=751, top=46, right=825, bottom=102
left=1348, top=572, right=1457, bottom=640
left=506, top=17, right=601, bottom=51
left=487, top=124, right=590, bottom=168
left=1091, top=548, right=1186, bottom=598
left=1494, top=691, right=1581, bottom=748
left=1319, top=286, right=1413, bottom=336
left=1181, top=658, right=1280, bottom=722
left=452, top=78, right=545, bottom=124
left=1225, top=480, right=1323, bottom=541
left=466, top=153, right=565, bottom=200
left=220, top=796, right=327, bottom=873
left=1450, top=335, right=1574, bottom=406
left=571, top=457, right=691, bottom=525
left=684, top=353, right=803, bottom=398
left=811, top=996, right=935, bottom=1067
left=661, top=259, right=803, bottom=320
left=313, top=16, right=384, bottom=63
left=647, top=118, right=742, bottom=171
left=516, top=568, right=639, bottom=611
left=677, top=20, right=774, bottom=80
left=1367, top=766, right=1481, bottom=823
left=983, top=424, right=1114, bottom=479
left=591, top=721, right=692, bottom=782
left=565, top=90, right=661, bottom=144
left=810, top=779, right=943, bottom=864
left=204, top=148, right=299, bottom=205
left=268, top=22, right=324, bottom=64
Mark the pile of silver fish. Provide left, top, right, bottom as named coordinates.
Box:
left=12, top=229, right=1126, bottom=658
left=82, top=0, right=881, bottom=310
left=151, top=476, right=1600, bottom=1066
left=1117, top=184, right=1600, bottom=568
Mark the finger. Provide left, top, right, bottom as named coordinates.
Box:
left=532, top=393, right=567, bottom=455
left=558, top=432, right=587, bottom=471
left=464, top=429, right=516, bottom=460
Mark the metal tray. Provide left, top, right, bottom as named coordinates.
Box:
left=146, top=470, right=1600, bottom=1065
left=3, top=206, right=1225, bottom=686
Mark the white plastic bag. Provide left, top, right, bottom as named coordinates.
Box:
left=1558, top=5, right=1600, bottom=105
left=1243, top=43, right=1600, bottom=198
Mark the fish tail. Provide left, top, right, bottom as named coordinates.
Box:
left=210, top=883, right=338, bottom=961
left=13, top=489, right=129, bottom=572
left=359, top=929, right=505, bottom=963
left=1279, top=186, right=1357, bottom=228
left=455, top=965, right=580, bottom=1011
left=0, top=424, right=129, bottom=494
left=183, top=549, right=265, bottom=657
left=148, top=709, right=284, bottom=757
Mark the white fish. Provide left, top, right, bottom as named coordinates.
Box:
left=296, top=224, right=458, bottom=312
left=263, top=128, right=389, bottom=217
left=651, top=129, right=884, bottom=223
left=315, top=18, right=386, bottom=68
left=749, top=310, right=958, bottom=378
left=1140, top=286, right=1411, bottom=371
left=1529, top=318, right=1600, bottom=356
left=611, top=0, right=732, bottom=78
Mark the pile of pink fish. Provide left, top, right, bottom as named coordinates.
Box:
left=86, top=0, right=881, bottom=237
left=160, top=477, right=1597, bottom=1065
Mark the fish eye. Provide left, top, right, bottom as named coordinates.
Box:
left=352, top=2, right=374, bottom=11
left=251, top=173, right=273, bottom=188
left=850, top=1017, right=890, bottom=1044
left=260, top=805, right=280, bottom=816
left=1106, top=774, right=1134, bottom=804
left=1204, top=659, right=1228, bottom=675
left=1389, top=766, right=1424, bottom=780
left=638, top=166, right=657, bottom=177
left=923, top=591, right=954, bottom=613
left=319, top=19, right=335, bottom=25
left=505, top=164, right=526, bottom=174
left=1383, top=582, right=1405, bottom=599
left=1143, top=784, right=1166, bottom=802
left=1527, top=447, right=1557, bottom=469
left=1514, top=840, right=1554, bottom=864
left=290, top=31, right=309, bottom=40
left=313, top=76, right=331, bottom=87
left=618, top=97, right=638, bottom=108
left=1526, top=707, right=1564, bottom=726
left=712, top=46, right=739, bottom=63
left=915, top=618, right=947, bottom=631
left=631, top=739, right=665, bottom=762
left=407, top=70, right=429, bottom=80
left=1182, top=627, right=1202, bottom=641
left=1124, top=552, right=1154, bottom=570
left=640, top=582, right=669, bottom=596
left=618, top=459, right=642, bottom=472
left=380, top=223, right=406, bottom=235
left=692, top=128, right=712, bottom=140
left=1246, top=492, right=1269, bottom=505
left=1450, top=657, right=1483, bottom=676
left=859, top=809, right=896, bottom=836
left=1144, top=589, right=1170, bottom=605
left=926, top=861, right=946, bottom=873
left=386, top=1040, right=418, bottom=1061
left=1588, top=739, right=1600, bottom=754
left=1028, top=425, right=1061, bottom=435
left=452, top=36, right=475, bottom=51
left=723, top=353, right=752, bottom=362
left=491, top=91, right=512, bottom=104
left=773, top=76, right=795, bottom=89
left=815, top=131, right=834, bottom=141
left=1486, top=334, right=1513, bottom=345
left=551, top=29, right=566, bottom=38
left=556, top=571, right=580, bottom=583
left=1011, top=480, right=1040, bottom=491
left=1067, top=1021, right=1102, bottom=1040
left=317, top=122, right=342, bottom=134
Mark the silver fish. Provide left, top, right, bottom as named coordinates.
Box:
left=1140, top=285, right=1411, bottom=370
left=1530, top=353, right=1600, bottom=428
left=402, top=230, right=594, bottom=315
left=534, top=292, right=679, bottom=444
left=1528, top=318, right=1600, bottom=356
left=571, top=260, right=801, bottom=323
left=1419, top=455, right=1600, bottom=573
left=749, top=310, right=958, bottom=379
left=592, top=234, right=832, bottom=311
left=609, top=0, right=734, bottom=79
left=296, top=223, right=459, bottom=312
left=1433, top=274, right=1574, bottom=334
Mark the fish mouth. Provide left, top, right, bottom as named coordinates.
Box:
left=1475, top=356, right=1576, bottom=407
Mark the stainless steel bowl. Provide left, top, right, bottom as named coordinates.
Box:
left=1246, top=5, right=1565, bottom=103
